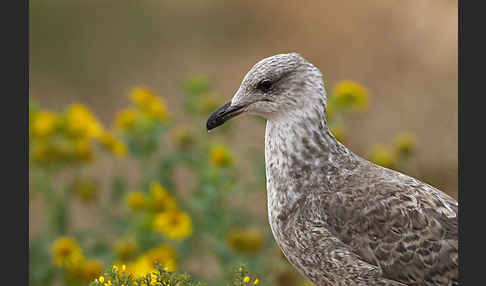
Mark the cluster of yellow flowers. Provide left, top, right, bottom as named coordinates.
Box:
left=393, top=132, right=417, bottom=155
left=111, top=238, right=177, bottom=281
left=122, top=245, right=178, bottom=279
left=367, top=132, right=417, bottom=169
left=209, top=145, right=233, bottom=167
left=94, top=265, right=129, bottom=286
left=148, top=182, right=178, bottom=212
left=126, top=181, right=193, bottom=241
left=51, top=237, right=104, bottom=283
left=91, top=262, right=260, bottom=286
left=326, top=80, right=369, bottom=118
left=126, top=191, right=147, bottom=211
left=153, top=210, right=193, bottom=241
left=29, top=102, right=127, bottom=164
left=116, top=87, right=170, bottom=133
left=324, top=80, right=369, bottom=144
left=243, top=275, right=260, bottom=285
left=92, top=241, right=176, bottom=285
left=95, top=274, right=112, bottom=286
left=100, top=132, right=128, bottom=157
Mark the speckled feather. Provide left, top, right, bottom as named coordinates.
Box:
left=225, top=53, right=459, bottom=286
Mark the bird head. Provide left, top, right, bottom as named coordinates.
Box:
left=206, top=53, right=327, bottom=131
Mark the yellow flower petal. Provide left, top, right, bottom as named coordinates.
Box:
left=153, top=210, right=193, bottom=240
left=116, top=108, right=140, bottom=131
left=332, top=80, right=369, bottom=111
left=149, top=181, right=178, bottom=212
left=99, top=132, right=127, bottom=157
left=209, top=145, right=233, bottom=167
left=51, top=237, right=84, bottom=268
left=127, top=192, right=147, bottom=211
left=30, top=111, right=59, bottom=138
left=66, top=103, right=104, bottom=139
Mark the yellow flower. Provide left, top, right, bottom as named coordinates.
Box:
left=333, top=80, right=369, bottom=111
left=126, top=245, right=177, bottom=279
left=125, top=258, right=153, bottom=280
left=130, top=87, right=157, bottom=107
left=37, top=136, right=92, bottom=164
left=51, top=237, right=84, bottom=269
left=66, top=103, right=104, bottom=139
left=149, top=181, right=178, bottom=212
left=130, top=87, right=170, bottom=123
left=127, top=192, right=147, bottom=211
left=116, top=108, right=140, bottom=131
left=243, top=276, right=251, bottom=283
left=114, top=238, right=139, bottom=262
left=73, top=178, right=98, bottom=202
left=80, top=259, right=104, bottom=282
left=149, top=273, right=159, bottom=286
left=146, top=99, right=170, bottom=123
left=30, top=111, right=59, bottom=138
left=393, top=132, right=416, bottom=155
left=99, top=276, right=105, bottom=283
left=153, top=210, right=193, bottom=240
left=30, top=139, right=52, bottom=163
left=368, top=144, right=397, bottom=169
left=72, top=138, right=93, bottom=162
left=209, top=145, right=233, bottom=167
left=227, top=228, right=264, bottom=254
left=100, top=132, right=127, bottom=157
left=254, top=278, right=260, bottom=285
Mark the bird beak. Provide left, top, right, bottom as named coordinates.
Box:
left=206, top=101, right=246, bottom=131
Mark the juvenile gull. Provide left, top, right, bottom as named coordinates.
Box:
left=206, top=53, right=458, bottom=286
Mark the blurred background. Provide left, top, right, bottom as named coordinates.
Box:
left=29, top=1, right=457, bottom=286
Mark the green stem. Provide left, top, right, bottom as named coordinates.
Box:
left=40, top=168, right=69, bottom=236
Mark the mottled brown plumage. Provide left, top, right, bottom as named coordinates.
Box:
left=207, top=53, right=458, bottom=286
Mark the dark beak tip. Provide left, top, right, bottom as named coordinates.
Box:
left=205, top=101, right=234, bottom=132
left=206, top=119, right=216, bottom=131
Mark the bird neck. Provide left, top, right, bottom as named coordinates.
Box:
left=264, top=99, right=359, bottom=203
left=265, top=99, right=350, bottom=165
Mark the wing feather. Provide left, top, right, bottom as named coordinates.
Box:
left=318, top=162, right=458, bottom=286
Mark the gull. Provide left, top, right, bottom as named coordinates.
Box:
left=206, top=53, right=458, bottom=286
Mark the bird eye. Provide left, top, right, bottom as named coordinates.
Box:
left=257, top=79, right=273, bottom=91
